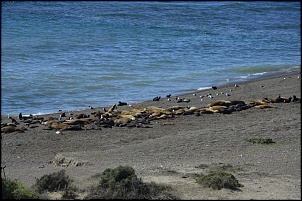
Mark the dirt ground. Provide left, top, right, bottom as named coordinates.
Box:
left=1, top=71, right=301, bottom=200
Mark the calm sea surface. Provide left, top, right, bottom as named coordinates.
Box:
left=1, top=1, right=301, bottom=116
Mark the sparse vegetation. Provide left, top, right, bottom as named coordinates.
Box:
left=209, top=163, right=244, bottom=173
left=2, top=178, right=39, bottom=199
left=196, top=172, right=244, bottom=190
left=61, top=185, right=79, bottom=200
left=244, top=138, right=275, bottom=144
left=2, top=166, right=178, bottom=200
left=85, top=165, right=178, bottom=200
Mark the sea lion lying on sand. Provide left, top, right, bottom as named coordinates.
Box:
left=208, top=100, right=232, bottom=107
left=1, top=126, right=25, bottom=133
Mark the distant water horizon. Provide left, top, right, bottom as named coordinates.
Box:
left=1, top=1, right=301, bottom=116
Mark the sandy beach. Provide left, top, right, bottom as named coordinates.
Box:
left=1, top=71, right=301, bottom=200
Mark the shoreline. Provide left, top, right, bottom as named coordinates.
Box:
left=1, top=70, right=301, bottom=199
left=2, top=69, right=300, bottom=119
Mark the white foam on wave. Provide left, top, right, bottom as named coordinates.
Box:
left=197, top=87, right=212, bottom=91
left=252, top=72, right=267, bottom=76
left=235, top=75, right=250, bottom=79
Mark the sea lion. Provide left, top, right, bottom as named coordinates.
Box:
left=6, top=123, right=17, bottom=127
left=282, top=97, right=292, bottom=103
left=149, top=112, right=163, bottom=119
left=249, top=99, right=269, bottom=106
left=9, top=117, right=18, bottom=124
left=167, top=106, right=184, bottom=112
left=1, top=126, right=24, bottom=133
left=172, top=108, right=185, bottom=115
left=254, top=105, right=277, bottom=109
left=50, top=122, right=69, bottom=130
left=209, top=106, right=228, bottom=112
left=292, top=95, right=301, bottom=102
left=118, top=101, right=127, bottom=106
left=268, top=96, right=284, bottom=103
left=208, top=100, right=231, bottom=107
left=119, top=114, right=136, bottom=121
left=63, top=118, right=94, bottom=125
left=183, top=110, right=195, bottom=115
left=41, top=119, right=60, bottom=125
left=153, top=96, right=161, bottom=101
left=154, top=114, right=169, bottom=119
left=199, top=108, right=216, bottom=114
left=108, top=104, right=117, bottom=113
left=114, top=117, right=132, bottom=125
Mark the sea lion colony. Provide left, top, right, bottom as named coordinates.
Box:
left=1, top=94, right=300, bottom=134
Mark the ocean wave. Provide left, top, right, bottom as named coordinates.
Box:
left=197, top=87, right=212, bottom=91
left=234, top=65, right=300, bottom=74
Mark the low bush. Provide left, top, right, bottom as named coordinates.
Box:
left=85, top=165, right=178, bottom=200
left=2, top=178, right=38, bottom=199
left=196, top=172, right=243, bottom=190
left=244, top=138, right=275, bottom=144
left=33, top=169, right=73, bottom=193
left=62, top=185, right=79, bottom=200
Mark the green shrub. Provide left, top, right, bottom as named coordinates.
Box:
left=196, top=172, right=243, bottom=190
left=96, top=165, right=149, bottom=199
left=85, top=165, right=178, bottom=200
left=62, top=186, right=78, bottom=200
left=2, top=178, right=38, bottom=199
left=244, top=138, right=275, bottom=144
left=33, top=169, right=73, bottom=193
left=99, top=165, right=136, bottom=189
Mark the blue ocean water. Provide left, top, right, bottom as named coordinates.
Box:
left=1, top=1, right=301, bottom=116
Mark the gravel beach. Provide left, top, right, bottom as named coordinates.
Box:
left=1, top=71, right=301, bottom=200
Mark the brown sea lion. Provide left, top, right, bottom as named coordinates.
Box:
left=268, top=96, right=284, bottom=103
left=119, top=114, right=136, bottom=121
left=154, top=114, right=169, bottom=119
left=41, top=119, right=60, bottom=125
left=63, top=118, right=94, bottom=125
left=149, top=112, right=163, bottom=118
left=50, top=122, right=69, bottom=130
left=114, top=117, right=132, bottom=125
left=199, top=108, right=216, bottom=114
left=209, top=106, right=228, bottom=111
left=249, top=99, right=269, bottom=106
left=167, top=106, right=184, bottom=112
left=254, top=105, right=277, bottom=109
left=1, top=126, right=24, bottom=133
left=108, top=104, right=117, bottom=113
left=267, top=95, right=292, bottom=103
left=208, top=100, right=231, bottom=107
left=6, top=123, right=17, bottom=127
left=172, top=108, right=185, bottom=115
